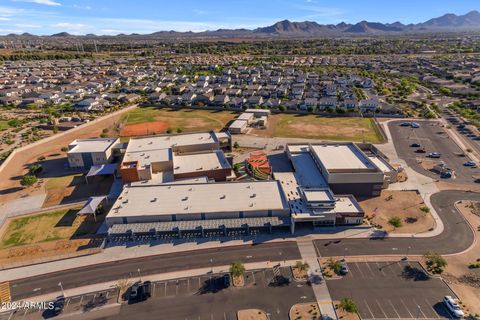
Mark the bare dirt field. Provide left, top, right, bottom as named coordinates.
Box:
left=289, top=303, right=321, bottom=320
left=250, top=114, right=383, bottom=143
left=442, top=201, right=480, bottom=316
left=237, top=309, right=268, bottom=320
left=0, top=106, right=133, bottom=206
left=120, top=120, right=169, bottom=137
left=360, top=190, right=435, bottom=234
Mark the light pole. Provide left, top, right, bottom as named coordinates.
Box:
left=210, top=258, right=213, bottom=273
left=405, top=246, right=411, bottom=260
left=343, top=248, right=348, bottom=261
left=137, top=268, right=142, bottom=281
left=58, top=282, right=65, bottom=297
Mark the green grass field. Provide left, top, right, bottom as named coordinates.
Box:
left=270, top=114, right=384, bottom=143
left=0, top=121, right=10, bottom=130
left=0, top=207, right=97, bottom=249
left=122, top=107, right=238, bottom=132
left=45, top=174, right=82, bottom=191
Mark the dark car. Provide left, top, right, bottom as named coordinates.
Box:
left=128, top=281, right=146, bottom=303
left=223, top=273, right=231, bottom=288
left=143, top=281, right=152, bottom=298
left=52, top=296, right=65, bottom=316
left=339, top=261, right=349, bottom=275
left=416, top=148, right=426, bottom=153
left=410, top=143, right=421, bottom=148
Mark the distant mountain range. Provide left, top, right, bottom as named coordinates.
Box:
left=3, top=10, right=480, bottom=38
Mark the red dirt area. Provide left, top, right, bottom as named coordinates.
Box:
left=120, top=121, right=169, bottom=137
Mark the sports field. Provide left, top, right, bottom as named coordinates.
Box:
left=0, top=207, right=98, bottom=249
left=121, top=107, right=238, bottom=136
left=253, top=114, right=384, bottom=143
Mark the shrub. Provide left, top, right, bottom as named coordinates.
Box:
left=61, top=147, right=68, bottom=152
left=420, top=206, right=430, bottom=213
left=388, top=216, right=402, bottom=228
left=339, top=298, right=358, bottom=314
left=295, top=261, right=310, bottom=272
left=166, top=128, right=173, bottom=134
left=423, top=251, right=447, bottom=274
left=176, top=128, right=183, bottom=133
left=28, top=164, right=43, bottom=176
left=328, top=259, right=342, bottom=273
left=233, top=141, right=240, bottom=149
left=20, top=175, right=37, bottom=187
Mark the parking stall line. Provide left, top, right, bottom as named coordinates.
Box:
left=365, top=263, right=377, bottom=278
left=422, top=298, right=442, bottom=319
left=363, top=299, right=376, bottom=319
left=387, top=299, right=401, bottom=318
left=354, top=262, right=366, bottom=279
left=375, top=299, right=388, bottom=319
left=375, top=262, right=387, bottom=277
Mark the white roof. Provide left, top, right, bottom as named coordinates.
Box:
left=123, top=148, right=172, bottom=169
left=303, top=189, right=335, bottom=202
left=368, top=156, right=392, bottom=173
left=310, top=144, right=375, bottom=171
left=229, top=119, right=248, bottom=129
left=68, top=138, right=118, bottom=153
left=126, top=132, right=218, bottom=154
left=173, top=151, right=230, bottom=175
left=237, top=113, right=254, bottom=121
left=108, top=181, right=288, bottom=218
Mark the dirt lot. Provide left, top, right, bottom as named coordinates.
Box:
left=0, top=106, right=132, bottom=205
left=360, top=190, right=435, bottom=234
left=250, top=114, right=383, bottom=143
left=237, top=309, right=268, bottom=320
left=442, top=201, right=480, bottom=316
left=289, top=303, right=321, bottom=320
left=120, top=120, right=169, bottom=137
left=121, top=107, right=238, bottom=133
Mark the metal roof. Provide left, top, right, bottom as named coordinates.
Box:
left=108, top=216, right=290, bottom=235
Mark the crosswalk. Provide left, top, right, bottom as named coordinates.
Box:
left=0, top=282, right=11, bottom=303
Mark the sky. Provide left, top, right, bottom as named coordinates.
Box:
left=0, top=0, right=478, bottom=35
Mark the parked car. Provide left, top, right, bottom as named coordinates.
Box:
left=400, top=122, right=411, bottom=127
left=223, top=273, right=231, bottom=288
left=440, top=171, right=452, bottom=179
left=443, top=296, right=465, bottom=318
left=411, top=122, right=420, bottom=128
left=52, top=296, right=65, bottom=316
left=143, top=281, right=152, bottom=298
left=128, top=281, right=148, bottom=303
left=410, top=143, right=421, bottom=148
left=464, top=161, right=477, bottom=167
left=416, top=148, right=426, bottom=153
left=339, top=261, right=349, bottom=275
left=428, top=152, right=441, bottom=158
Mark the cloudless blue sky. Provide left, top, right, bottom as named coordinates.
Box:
left=0, top=0, right=478, bottom=35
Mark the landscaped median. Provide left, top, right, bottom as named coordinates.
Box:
left=289, top=303, right=321, bottom=320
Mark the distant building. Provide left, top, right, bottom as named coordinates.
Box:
left=67, top=138, right=119, bottom=169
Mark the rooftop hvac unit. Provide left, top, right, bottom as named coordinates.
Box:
left=220, top=194, right=226, bottom=199
left=250, top=193, right=256, bottom=198
left=182, top=196, right=189, bottom=201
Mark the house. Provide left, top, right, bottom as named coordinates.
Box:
left=264, top=98, right=281, bottom=109
left=359, top=99, right=379, bottom=112
left=301, top=98, right=318, bottom=111
left=76, top=98, right=102, bottom=111
left=194, top=93, right=214, bottom=106
left=342, top=99, right=358, bottom=110
left=228, top=97, right=245, bottom=109
left=319, top=97, right=337, bottom=110
left=211, top=95, right=230, bottom=107
left=245, top=96, right=264, bottom=107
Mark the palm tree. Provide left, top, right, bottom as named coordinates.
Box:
left=230, top=261, right=246, bottom=278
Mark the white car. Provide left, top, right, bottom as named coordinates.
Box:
left=443, top=296, right=464, bottom=318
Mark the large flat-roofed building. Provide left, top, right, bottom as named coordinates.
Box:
left=287, top=142, right=385, bottom=196
left=120, top=132, right=232, bottom=183
left=106, top=180, right=289, bottom=226
left=67, top=138, right=119, bottom=168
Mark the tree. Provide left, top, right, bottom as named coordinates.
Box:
left=328, top=259, right=342, bottom=273
left=295, top=261, right=310, bottom=272
left=423, top=251, right=447, bottom=274
left=279, top=105, right=286, bottom=112
left=388, top=216, right=402, bottom=228
left=233, top=141, right=240, bottom=149
left=21, top=175, right=37, bottom=187
left=166, top=128, right=173, bottom=134
left=233, top=163, right=241, bottom=172
left=230, top=261, right=245, bottom=278
left=339, top=298, right=358, bottom=314
left=28, top=164, right=43, bottom=176
left=176, top=128, right=183, bottom=133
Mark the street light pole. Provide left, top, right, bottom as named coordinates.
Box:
left=343, top=248, right=348, bottom=261
left=58, top=282, right=65, bottom=297
left=405, top=246, right=411, bottom=260
left=137, top=268, right=142, bottom=281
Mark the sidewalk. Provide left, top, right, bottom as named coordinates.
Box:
left=297, top=238, right=337, bottom=320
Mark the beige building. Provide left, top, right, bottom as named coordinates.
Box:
left=67, top=138, right=119, bottom=168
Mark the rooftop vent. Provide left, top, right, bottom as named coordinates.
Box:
left=220, top=194, right=226, bottom=199
left=182, top=196, right=189, bottom=201
left=151, top=197, right=157, bottom=202
left=249, top=203, right=254, bottom=207
left=250, top=193, right=256, bottom=198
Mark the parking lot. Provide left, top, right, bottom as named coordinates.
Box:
left=389, top=120, right=480, bottom=183
left=443, top=109, right=480, bottom=155
left=0, top=288, right=119, bottom=320
left=327, top=261, right=456, bottom=319
left=111, top=267, right=316, bottom=320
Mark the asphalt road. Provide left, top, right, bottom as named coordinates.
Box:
left=10, top=242, right=301, bottom=301
left=389, top=120, right=480, bottom=183
left=315, top=190, right=477, bottom=257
